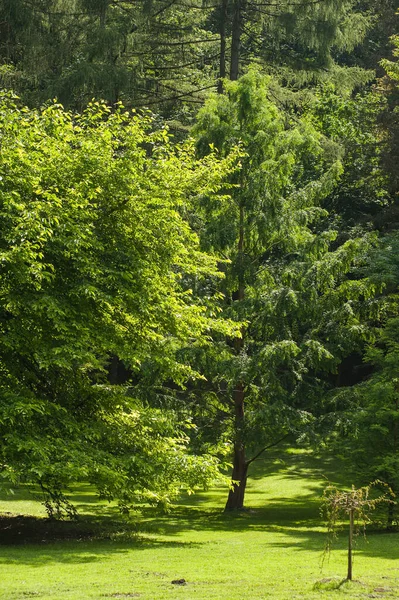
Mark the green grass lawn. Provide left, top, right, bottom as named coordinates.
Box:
left=0, top=449, right=398, bottom=600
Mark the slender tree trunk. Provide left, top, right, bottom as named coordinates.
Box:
left=347, top=508, right=354, bottom=581
left=218, top=0, right=228, bottom=93
left=225, top=203, right=247, bottom=511
left=230, top=0, right=242, bottom=81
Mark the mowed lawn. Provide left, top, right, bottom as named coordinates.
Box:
left=0, top=450, right=398, bottom=600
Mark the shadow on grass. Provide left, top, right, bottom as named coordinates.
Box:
left=1, top=448, right=398, bottom=566
left=139, top=493, right=323, bottom=533
left=1, top=510, right=397, bottom=569
left=0, top=513, right=203, bottom=566
left=0, top=538, right=202, bottom=567
left=0, top=483, right=118, bottom=514
left=246, top=448, right=348, bottom=485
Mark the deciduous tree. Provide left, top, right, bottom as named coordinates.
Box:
left=0, top=92, right=238, bottom=513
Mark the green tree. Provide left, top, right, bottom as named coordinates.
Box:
left=0, top=0, right=219, bottom=112
left=309, top=86, right=389, bottom=227
left=329, top=235, right=399, bottom=528
left=219, top=0, right=373, bottom=85
left=379, top=31, right=399, bottom=200
left=191, top=70, right=374, bottom=510
left=0, top=0, right=386, bottom=114
left=323, top=36, right=399, bottom=529
left=382, top=33, right=399, bottom=81
left=0, top=92, right=239, bottom=513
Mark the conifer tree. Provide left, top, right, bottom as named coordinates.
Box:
left=192, top=70, right=374, bottom=509
left=0, top=0, right=389, bottom=112
left=328, top=34, right=399, bottom=528
left=380, top=30, right=399, bottom=200
left=0, top=0, right=219, bottom=110
left=329, top=234, right=399, bottom=528
left=216, top=0, right=373, bottom=86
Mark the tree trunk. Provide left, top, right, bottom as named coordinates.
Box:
left=225, top=202, right=247, bottom=511
left=347, top=508, right=354, bottom=581
left=230, top=0, right=242, bottom=81
left=218, top=0, right=228, bottom=93
left=225, top=382, right=248, bottom=510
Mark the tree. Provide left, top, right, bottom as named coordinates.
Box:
left=329, top=235, right=399, bottom=528
left=309, top=86, right=389, bottom=228
left=382, top=32, right=399, bottom=81
left=326, top=35, right=399, bottom=529
left=217, top=0, right=373, bottom=85
left=0, top=0, right=385, bottom=114
left=322, top=482, right=394, bottom=580
left=0, top=0, right=220, bottom=111
left=190, top=70, right=374, bottom=510
left=0, top=92, right=239, bottom=514
left=379, top=30, right=399, bottom=200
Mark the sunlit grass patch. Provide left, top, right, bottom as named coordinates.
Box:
left=0, top=449, right=398, bottom=600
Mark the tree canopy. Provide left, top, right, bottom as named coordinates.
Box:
left=0, top=1, right=398, bottom=523
left=0, top=93, right=239, bottom=513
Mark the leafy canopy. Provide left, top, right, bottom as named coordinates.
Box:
left=0, top=92, right=239, bottom=513
left=189, top=71, right=376, bottom=466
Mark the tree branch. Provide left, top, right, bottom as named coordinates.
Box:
left=143, top=52, right=222, bottom=70
left=151, top=0, right=180, bottom=18
left=246, top=434, right=290, bottom=466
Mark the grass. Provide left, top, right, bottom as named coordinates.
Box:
left=0, top=448, right=398, bottom=600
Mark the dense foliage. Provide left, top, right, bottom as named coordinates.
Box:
left=189, top=71, right=380, bottom=509
left=0, top=93, right=238, bottom=513
left=0, top=0, right=395, bottom=113
left=0, top=1, right=398, bottom=520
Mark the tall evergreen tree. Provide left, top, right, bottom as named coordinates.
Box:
left=0, top=0, right=388, bottom=112
left=309, top=86, right=389, bottom=227
left=380, top=29, right=399, bottom=202
left=191, top=70, right=374, bottom=509
left=328, top=32, right=399, bottom=528
left=216, top=0, right=373, bottom=86
left=0, top=0, right=219, bottom=111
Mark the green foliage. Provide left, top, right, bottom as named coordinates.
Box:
left=309, top=86, right=389, bottom=225
left=380, top=30, right=399, bottom=198
left=0, top=0, right=391, bottom=115
left=0, top=92, right=240, bottom=514
left=0, top=0, right=396, bottom=520
left=0, top=0, right=219, bottom=112
left=247, top=0, right=374, bottom=86
left=188, top=71, right=375, bottom=495
left=381, top=34, right=399, bottom=82
left=327, top=234, right=399, bottom=525
left=322, top=480, right=394, bottom=542
left=322, top=480, right=395, bottom=579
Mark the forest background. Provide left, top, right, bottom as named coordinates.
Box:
left=0, top=0, right=399, bottom=525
